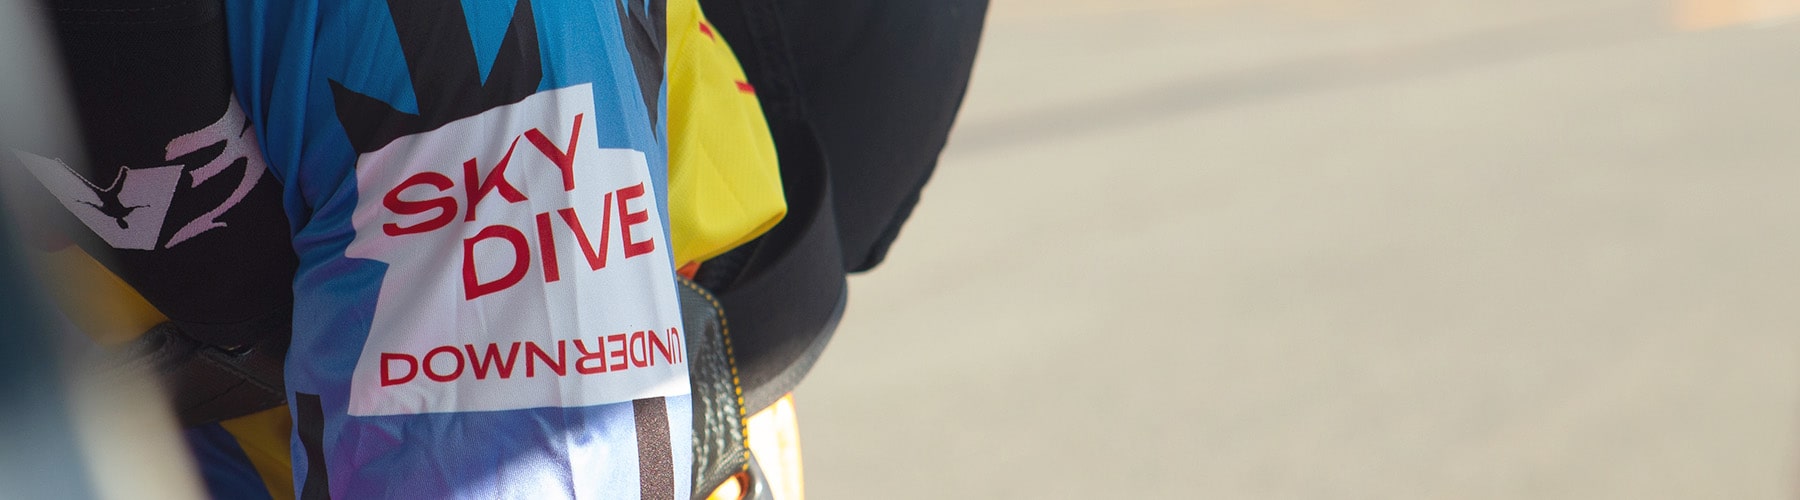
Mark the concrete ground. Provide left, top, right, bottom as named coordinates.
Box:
left=794, top=0, right=1800, bottom=498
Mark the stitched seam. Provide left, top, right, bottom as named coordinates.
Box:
left=678, top=278, right=751, bottom=473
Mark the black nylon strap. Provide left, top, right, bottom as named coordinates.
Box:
left=295, top=392, right=330, bottom=500
left=114, top=320, right=288, bottom=426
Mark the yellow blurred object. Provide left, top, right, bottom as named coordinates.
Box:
left=746, top=394, right=805, bottom=500
left=42, top=246, right=167, bottom=345
left=704, top=472, right=747, bottom=500
left=702, top=395, right=805, bottom=500
left=666, top=0, right=787, bottom=269
left=1674, top=0, right=1800, bottom=30
left=218, top=406, right=296, bottom=500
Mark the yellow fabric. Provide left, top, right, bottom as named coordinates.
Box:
left=666, top=0, right=787, bottom=268
left=43, top=246, right=168, bottom=346
left=217, top=406, right=297, bottom=500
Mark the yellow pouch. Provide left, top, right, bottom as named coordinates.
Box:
left=666, top=0, right=787, bottom=268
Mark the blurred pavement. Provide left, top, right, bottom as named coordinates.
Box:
left=796, top=1, right=1800, bottom=498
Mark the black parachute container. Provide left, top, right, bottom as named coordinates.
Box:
left=693, top=0, right=989, bottom=411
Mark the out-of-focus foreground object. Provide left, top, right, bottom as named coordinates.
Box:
left=0, top=3, right=201, bottom=498
left=744, top=395, right=803, bottom=500
left=1674, top=0, right=1800, bottom=30
left=702, top=394, right=803, bottom=500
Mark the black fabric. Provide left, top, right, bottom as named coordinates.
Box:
left=615, top=0, right=668, bottom=127
left=777, top=0, right=988, bottom=272
left=330, top=0, right=544, bottom=154
left=695, top=0, right=985, bottom=410
left=37, top=0, right=297, bottom=349
left=295, top=392, right=331, bottom=500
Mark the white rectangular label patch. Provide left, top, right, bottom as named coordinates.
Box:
left=344, top=84, right=688, bottom=416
